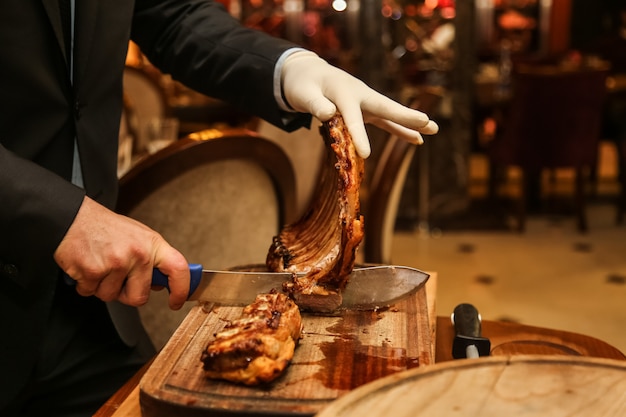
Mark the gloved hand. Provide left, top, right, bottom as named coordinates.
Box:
left=281, top=51, right=439, bottom=158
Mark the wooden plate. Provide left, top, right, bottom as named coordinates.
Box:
left=139, top=283, right=433, bottom=417
left=316, top=355, right=626, bottom=417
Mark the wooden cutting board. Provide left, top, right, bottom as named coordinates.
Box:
left=316, top=355, right=626, bottom=417
left=139, top=283, right=433, bottom=417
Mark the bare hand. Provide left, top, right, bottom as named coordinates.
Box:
left=54, top=197, right=189, bottom=310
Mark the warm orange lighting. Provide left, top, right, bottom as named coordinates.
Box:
left=381, top=4, right=392, bottom=18
left=424, top=0, right=437, bottom=9
left=332, top=0, right=347, bottom=11
left=419, top=4, right=434, bottom=17
left=405, top=37, right=418, bottom=52
left=440, top=6, right=455, bottom=19
left=309, top=0, right=330, bottom=8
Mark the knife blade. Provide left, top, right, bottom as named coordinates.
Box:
left=152, top=264, right=429, bottom=309
left=451, top=303, right=491, bottom=359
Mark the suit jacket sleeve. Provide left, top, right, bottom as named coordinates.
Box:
left=131, top=0, right=311, bottom=132
left=0, top=0, right=89, bottom=291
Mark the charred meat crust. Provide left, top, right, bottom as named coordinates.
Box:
left=266, top=113, right=364, bottom=312
left=201, top=292, right=302, bottom=385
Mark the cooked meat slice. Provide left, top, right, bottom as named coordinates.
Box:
left=201, top=292, right=302, bottom=385
left=266, top=113, right=364, bottom=312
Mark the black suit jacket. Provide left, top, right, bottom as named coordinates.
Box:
left=0, top=0, right=310, bottom=405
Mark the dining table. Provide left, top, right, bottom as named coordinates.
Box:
left=93, top=273, right=625, bottom=417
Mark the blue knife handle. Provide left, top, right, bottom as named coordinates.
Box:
left=152, top=263, right=203, bottom=299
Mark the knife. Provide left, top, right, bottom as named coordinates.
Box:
left=451, top=303, right=491, bottom=359
left=152, top=264, right=429, bottom=309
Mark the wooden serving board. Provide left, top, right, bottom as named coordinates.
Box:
left=317, top=355, right=626, bottom=417
left=139, top=284, right=432, bottom=417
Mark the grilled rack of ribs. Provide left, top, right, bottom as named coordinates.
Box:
left=201, top=291, right=302, bottom=385
left=266, top=113, right=365, bottom=312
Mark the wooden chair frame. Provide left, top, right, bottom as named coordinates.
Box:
left=117, top=128, right=297, bottom=225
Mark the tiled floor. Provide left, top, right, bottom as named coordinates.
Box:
left=390, top=144, right=626, bottom=355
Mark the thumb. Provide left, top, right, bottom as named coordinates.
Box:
left=287, top=86, right=337, bottom=121
left=152, top=246, right=190, bottom=310
left=307, top=96, right=337, bottom=121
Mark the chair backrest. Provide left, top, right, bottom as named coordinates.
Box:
left=363, top=91, right=442, bottom=264
left=117, top=94, right=137, bottom=177
left=495, top=65, right=609, bottom=170
left=122, top=66, right=170, bottom=153
left=363, top=136, right=415, bottom=264
left=254, top=117, right=327, bottom=220
left=116, top=128, right=297, bottom=349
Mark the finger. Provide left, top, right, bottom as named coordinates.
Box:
left=342, top=113, right=372, bottom=159
left=298, top=91, right=337, bottom=121
left=284, top=80, right=337, bottom=121
left=67, top=267, right=100, bottom=297
left=154, top=248, right=190, bottom=310
left=308, top=96, right=337, bottom=122
left=348, top=124, right=371, bottom=159
left=361, top=94, right=435, bottom=130
left=166, top=266, right=190, bottom=311
left=417, top=119, right=440, bottom=135
left=94, top=269, right=129, bottom=302
left=117, top=263, right=153, bottom=307
left=334, top=101, right=372, bottom=158
left=370, top=119, right=426, bottom=145
left=74, top=279, right=98, bottom=297
left=365, top=107, right=439, bottom=136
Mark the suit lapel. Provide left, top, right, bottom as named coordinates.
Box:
left=40, top=0, right=70, bottom=70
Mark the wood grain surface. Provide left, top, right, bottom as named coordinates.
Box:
left=139, top=285, right=432, bottom=417
left=94, top=271, right=625, bottom=417
left=316, top=355, right=626, bottom=416
left=436, top=317, right=626, bottom=362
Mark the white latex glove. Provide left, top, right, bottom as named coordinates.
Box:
left=281, top=51, right=439, bottom=158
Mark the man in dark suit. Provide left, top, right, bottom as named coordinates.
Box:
left=0, top=1, right=437, bottom=415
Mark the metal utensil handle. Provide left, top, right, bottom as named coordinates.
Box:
left=453, top=303, right=482, bottom=338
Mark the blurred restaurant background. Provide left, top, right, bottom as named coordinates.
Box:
left=120, top=0, right=626, bottom=353
left=122, top=0, right=626, bottom=231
